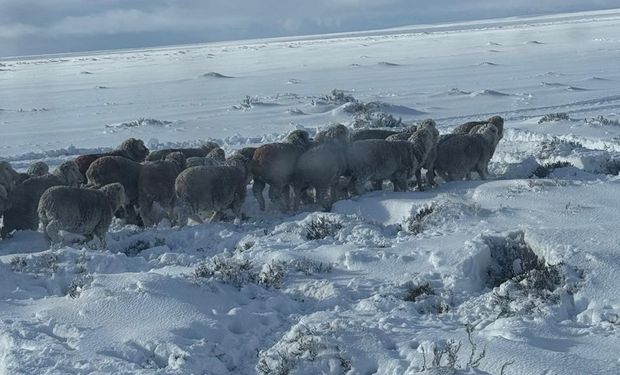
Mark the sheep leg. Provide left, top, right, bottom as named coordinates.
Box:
left=44, top=220, right=63, bottom=246
left=316, top=186, right=332, bottom=211
left=425, top=168, right=436, bottom=187
left=293, top=185, right=305, bottom=211
left=282, top=184, right=292, bottom=212
left=348, top=176, right=366, bottom=196
left=209, top=211, right=223, bottom=222
left=371, top=180, right=383, bottom=191
left=252, top=178, right=266, bottom=211
left=138, top=199, right=155, bottom=227
left=415, top=168, right=424, bottom=191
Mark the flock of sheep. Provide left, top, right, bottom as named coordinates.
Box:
left=0, top=115, right=503, bottom=247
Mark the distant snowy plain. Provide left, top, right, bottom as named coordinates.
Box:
left=1, top=9, right=620, bottom=375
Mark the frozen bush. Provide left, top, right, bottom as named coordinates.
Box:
left=193, top=257, right=256, bottom=288
left=305, top=216, right=343, bottom=240
left=531, top=161, right=574, bottom=178
left=288, top=257, right=332, bottom=275
left=403, top=282, right=434, bottom=302
left=584, top=115, right=620, bottom=127
left=67, top=274, right=93, bottom=298
left=352, top=111, right=402, bottom=128
left=405, top=204, right=436, bottom=234
left=537, top=112, right=570, bottom=124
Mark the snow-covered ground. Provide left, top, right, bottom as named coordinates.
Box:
left=1, top=9, right=620, bottom=375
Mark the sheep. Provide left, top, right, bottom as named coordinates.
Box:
left=235, top=147, right=257, bottom=161
left=292, top=124, right=350, bottom=210
left=145, top=141, right=220, bottom=161
left=85, top=156, right=143, bottom=225
left=407, top=119, right=440, bottom=190
left=137, top=152, right=186, bottom=227
left=345, top=139, right=418, bottom=195
left=350, top=129, right=399, bottom=142
left=1, top=161, right=83, bottom=239
left=0, top=161, right=19, bottom=194
left=0, top=185, right=8, bottom=217
left=313, top=124, right=350, bottom=145
left=38, top=183, right=127, bottom=248
left=251, top=130, right=311, bottom=211
left=27, top=161, right=49, bottom=177
left=293, top=142, right=348, bottom=211
left=434, top=123, right=499, bottom=181
left=74, top=138, right=149, bottom=178
left=14, top=161, right=51, bottom=184
left=175, top=153, right=252, bottom=224
left=452, top=115, right=504, bottom=140
left=384, top=126, right=418, bottom=141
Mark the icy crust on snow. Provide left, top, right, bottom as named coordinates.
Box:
left=2, top=9, right=620, bottom=375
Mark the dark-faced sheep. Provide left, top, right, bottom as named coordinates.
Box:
left=86, top=155, right=143, bottom=225
left=345, top=139, right=418, bottom=195
left=175, top=153, right=252, bottom=224
left=407, top=119, right=440, bottom=190
left=1, top=161, right=83, bottom=239
left=38, top=183, right=127, bottom=248
left=251, top=130, right=311, bottom=211
left=350, top=129, right=399, bottom=142
left=145, top=141, right=220, bottom=161
left=434, top=124, right=499, bottom=181
left=137, top=152, right=186, bottom=227
left=74, top=138, right=149, bottom=178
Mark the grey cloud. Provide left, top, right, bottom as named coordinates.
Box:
left=0, top=0, right=618, bottom=56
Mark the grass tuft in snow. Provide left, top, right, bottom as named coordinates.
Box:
left=9, top=255, right=27, bottom=272
left=67, top=274, right=93, bottom=298
left=305, top=216, right=343, bottom=240
left=531, top=161, right=574, bottom=178
left=584, top=115, right=620, bottom=127
left=538, top=112, right=570, bottom=124
left=256, top=325, right=322, bottom=375
left=352, top=111, right=402, bottom=128
left=193, top=257, right=255, bottom=288
left=121, top=237, right=166, bottom=257
left=485, top=231, right=566, bottom=317
left=403, top=282, right=435, bottom=302
left=287, top=257, right=333, bottom=275
left=405, top=203, right=437, bottom=234
left=419, top=325, right=486, bottom=373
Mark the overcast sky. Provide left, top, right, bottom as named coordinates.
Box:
left=1, top=0, right=618, bottom=57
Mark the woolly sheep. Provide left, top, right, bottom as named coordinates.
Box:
left=38, top=183, right=127, bottom=248
left=434, top=123, right=499, bottom=181
left=384, top=126, right=418, bottom=142
left=74, top=138, right=149, bottom=178
left=145, top=142, right=220, bottom=161
left=345, top=139, right=418, bottom=195
left=350, top=129, right=399, bottom=142
left=407, top=119, right=440, bottom=189
left=452, top=115, right=504, bottom=140
left=0, top=161, right=19, bottom=194
left=27, top=161, right=49, bottom=177
left=137, top=152, right=186, bottom=226
left=85, top=155, right=143, bottom=225
left=14, top=161, right=51, bottom=184
left=313, top=124, right=350, bottom=145
left=1, top=161, right=83, bottom=238
left=293, top=142, right=348, bottom=211
left=175, top=153, right=252, bottom=224
left=251, top=130, right=311, bottom=211
left=235, top=147, right=257, bottom=161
